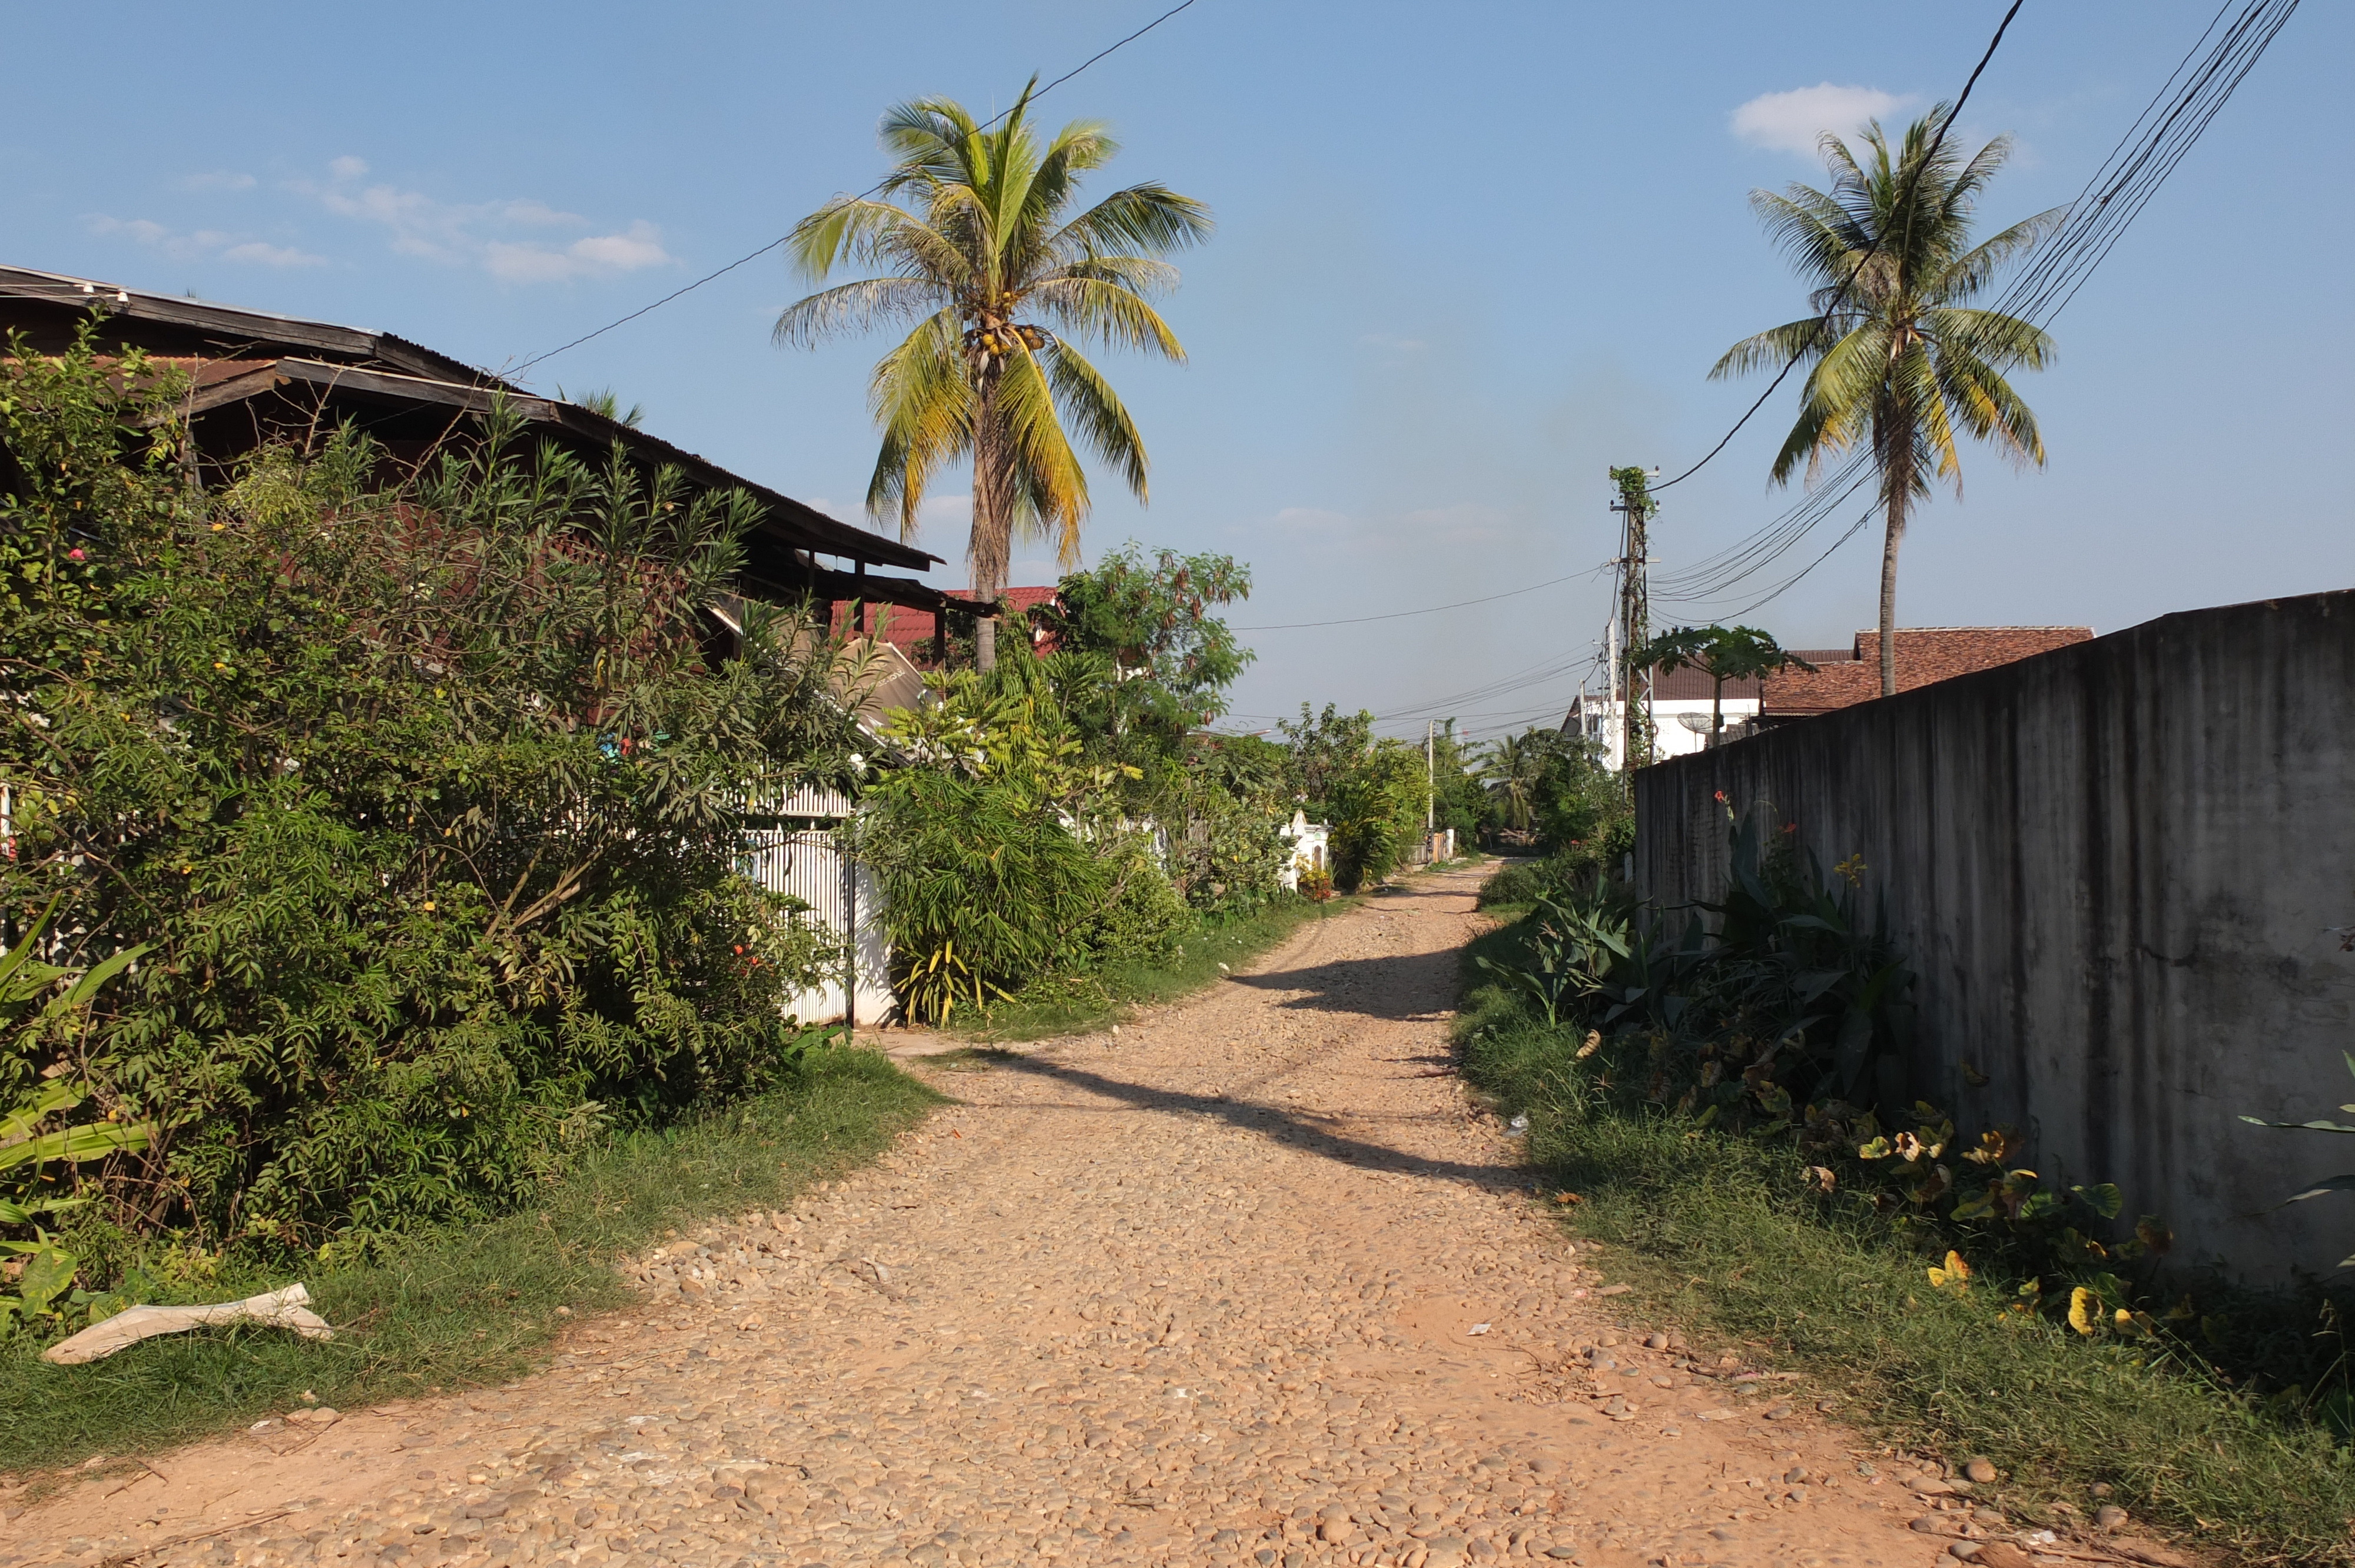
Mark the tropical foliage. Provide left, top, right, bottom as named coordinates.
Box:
left=1278, top=705, right=1431, bottom=893
left=777, top=82, right=1212, bottom=669
left=1630, top=623, right=1812, bottom=743
left=1713, top=106, right=2059, bottom=696
left=1472, top=726, right=1631, bottom=906
left=1467, top=811, right=2177, bottom=1330
left=0, top=328, right=853, bottom=1271
left=857, top=551, right=1286, bottom=1024
left=2241, top=1051, right=2355, bottom=1270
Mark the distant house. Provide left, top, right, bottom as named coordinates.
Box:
left=1567, top=664, right=1767, bottom=772
left=1568, top=625, right=2097, bottom=769
left=830, top=584, right=1063, bottom=669
left=1759, top=627, right=2094, bottom=727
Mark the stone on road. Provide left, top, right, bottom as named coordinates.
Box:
left=17, top=865, right=1955, bottom=1567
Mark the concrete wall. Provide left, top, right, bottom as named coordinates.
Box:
left=1634, top=591, right=2355, bottom=1282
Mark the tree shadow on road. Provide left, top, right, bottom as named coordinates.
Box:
left=1225, top=945, right=1463, bottom=1025
left=986, top=1052, right=1524, bottom=1193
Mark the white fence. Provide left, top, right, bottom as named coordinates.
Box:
left=735, top=826, right=894, bottom=1028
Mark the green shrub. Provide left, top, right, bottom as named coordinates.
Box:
left=1477, top=846, right=1612, bottom=908
left=1085, top=830, right=1193, bottom=964
left=853, top=769, right=1105, bottom=1025
left=0, top=327, right=854, bottom=1263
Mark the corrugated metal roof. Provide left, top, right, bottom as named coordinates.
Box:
left=1, top=263, right=940, bottom=573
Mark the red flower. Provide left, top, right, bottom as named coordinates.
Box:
left=1713, top=790, right=1727, bottom=804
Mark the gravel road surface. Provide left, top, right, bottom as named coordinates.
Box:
left=19, top=864, right=1968, bottom=1568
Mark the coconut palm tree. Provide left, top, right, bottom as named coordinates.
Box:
left=1713, top=106, right=2060, bottom=697
left=1478, top=730, right=1551, bottom=835
left=777, top=81, right=1211, bottom=670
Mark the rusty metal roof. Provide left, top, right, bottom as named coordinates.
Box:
left=1, top=264, right=940, bottom=574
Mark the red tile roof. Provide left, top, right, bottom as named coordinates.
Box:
left=828, top=586, right=1062, bottom=665
left=1763, top=626, right=2092, bottom=716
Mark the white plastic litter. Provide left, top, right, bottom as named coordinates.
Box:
left=41, top=1283, right=334, bottom=1365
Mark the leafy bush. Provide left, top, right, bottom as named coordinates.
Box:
left=1084, top=830, right=1193, bottom=964
left=1464, top=809, right=2304, bottom=1360
left=1279, top=705, right=1430, bottom=893
left=1478, top=846, right=1613, bottom=908
left=0, top=328, right=854, bottom=1258
left=853, top=769, right=1104, bottom=1025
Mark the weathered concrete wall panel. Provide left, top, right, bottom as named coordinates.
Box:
left=1634, top=592, right=2355, bottom=1281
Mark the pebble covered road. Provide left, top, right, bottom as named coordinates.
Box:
left=22, top=865, right=1988, bottom=1568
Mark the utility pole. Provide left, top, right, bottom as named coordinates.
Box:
left=1425, top=719, right=1436, bottom=842
left=1605, top=619, right=1620, bottom=769
left=1608, top=466, right=1660, bottom=772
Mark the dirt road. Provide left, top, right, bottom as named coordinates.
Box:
left=22, top=865, right=1965, bottom=1568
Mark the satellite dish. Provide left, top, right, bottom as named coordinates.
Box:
left=1677, top=713, right=1714, bottom=733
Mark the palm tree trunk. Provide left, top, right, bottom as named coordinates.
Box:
left=1878, top=483, right=1908, bottom=699
left=970, top=359, right=1011, bottom=672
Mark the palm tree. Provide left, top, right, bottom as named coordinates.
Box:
left=777, top=81, right=1212, bottom=670
left=1478, top=730, right=1551, bottom=835
left=1713, top=106, right=2060, bottom=697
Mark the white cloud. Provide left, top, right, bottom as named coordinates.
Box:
left=918, top=494, right=973, bottom=530
left=84, top=215, right=323, bottom=267
left=296, top=158, right=673, bottom=283
left=1731, top=84, right=1916, bottom=155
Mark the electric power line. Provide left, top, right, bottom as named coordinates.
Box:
left=508, top=0, right=1203, bottom=377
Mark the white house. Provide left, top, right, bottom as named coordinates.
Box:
left=1565, top=665, right=1763, bottom=773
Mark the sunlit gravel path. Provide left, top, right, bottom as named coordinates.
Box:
left=21, top=865, right=1959, bottom=1568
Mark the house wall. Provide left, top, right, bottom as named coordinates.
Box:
left=1633, top=590, right=2355, bottom=1282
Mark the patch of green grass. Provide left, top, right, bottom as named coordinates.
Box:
left=0, top=1048, right=942, bottom=1476
left=1455, top=919, right=2355, bottom=1566
left=960, top=892, right=1357, bottom=1043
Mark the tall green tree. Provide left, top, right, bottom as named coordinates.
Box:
left=1712, top=107, right=2059, bottom=697
left=777, top=81, right=1212, bottom=670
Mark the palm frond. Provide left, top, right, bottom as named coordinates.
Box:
left=772, top=277, right=946, bottom=349
left=1925, top=307, right=2055, bottom=373
left=865, top=309, right=971, bottom=536
left=1048, top=183, right=1215, bottom=263
left=1928, top=206, right=2067, bottom=303
left=1043, top=340, right=1148, bottom=499
left=1710, top=317, right=1833, bottom=381
left=993, top=347, right=1090, bottom=566
left=1929, top=337, right=2045, bottom=469
left=787, top=197, right=927, bottom=280
left=1029, top=276, right=1186, bottom=359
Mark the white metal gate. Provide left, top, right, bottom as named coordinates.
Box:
left=735, top=826, right=894, bottom=1028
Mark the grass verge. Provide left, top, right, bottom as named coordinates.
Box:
left=0, top=1047, right=943, bottom=1476
left=958, top=891, right=1359, bottom=1043
left=1455, top=915, right=2355, bottom=1566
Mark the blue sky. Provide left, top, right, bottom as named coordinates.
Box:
left=6, top=2, right=2347, bottom=742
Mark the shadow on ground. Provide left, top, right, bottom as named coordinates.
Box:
left=991, top=1054, right=1518, bottom=1191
